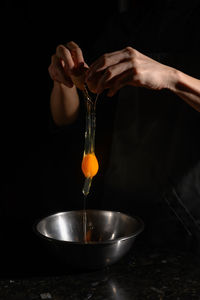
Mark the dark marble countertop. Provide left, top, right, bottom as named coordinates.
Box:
left=0, top=242, right=200, bottom=300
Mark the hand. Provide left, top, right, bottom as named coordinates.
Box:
left=86, top=47, right=174, bottom=96
left=48, top=41, right=88, bottom=88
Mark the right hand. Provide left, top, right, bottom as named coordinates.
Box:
left=48, top=41, right=88, bottom=88
left=86, top=47, right=174, bottom=96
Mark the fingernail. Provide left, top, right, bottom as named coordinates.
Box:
left=60, top=60, right=65, bottom=68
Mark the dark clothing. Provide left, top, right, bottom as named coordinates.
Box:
left=100, top=54, right=200, bottom=251
left=49, top=3, right=200, bottom=251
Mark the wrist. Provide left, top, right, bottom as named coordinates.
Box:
left=164, top=67, right=180, bottom=92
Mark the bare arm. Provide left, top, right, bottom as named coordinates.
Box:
left=86, top=47, right=200, bottom=112
left=48, top=42, right=88, bottom=126
left=50, top=82, right=80, bottom=126
left=49, top=44, right=200, bottom=126
left=168, top=69, right=200, bottom=112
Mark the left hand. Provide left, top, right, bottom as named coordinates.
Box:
left=86, top=47, right=174, bottom=96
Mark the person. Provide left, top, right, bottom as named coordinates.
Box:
left=48, top=1, right=200, bottom=251
left=49, top=42, right=200, bottom=119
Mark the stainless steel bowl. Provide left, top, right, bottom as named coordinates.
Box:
left=34, top=209, right=144, bottom=269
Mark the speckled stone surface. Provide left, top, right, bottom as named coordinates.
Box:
left=0, top=242, right=200, bottom=300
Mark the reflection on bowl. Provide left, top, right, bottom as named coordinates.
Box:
left=34, top=209, right=144, bottom=269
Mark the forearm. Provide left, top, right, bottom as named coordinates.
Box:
left=50, top=81, right=80, bottom=126
left=168, top=68, right=200, bottom=112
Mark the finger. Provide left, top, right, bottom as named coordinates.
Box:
left=107, top=70, right=133, bottom=97
left=85, top=70, right=105, bottom=93
left=87, top=48, right=131, bottom=79
left=50, top=55, right=73, bottom=87
left=95, top=61, right=133, bottom=94
left=50, top=67, right=73, bottom=87
left=66, top=41, right=85, bottom=68
left=56, top=45, right=74, bottom=71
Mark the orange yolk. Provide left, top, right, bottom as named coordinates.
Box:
left=81, top=153, right=99, bottom=178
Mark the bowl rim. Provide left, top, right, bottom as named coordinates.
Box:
left=33, top=209, right=145, bottom=245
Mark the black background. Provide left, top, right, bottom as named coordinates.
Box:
left=1, top=0, right=118, bottom=276
left=1, top=0, right=200, bottom=277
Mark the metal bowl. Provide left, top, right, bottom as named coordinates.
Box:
left=34, top=209, right=144, bottom=269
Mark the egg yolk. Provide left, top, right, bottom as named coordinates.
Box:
left=81, top=152, right=99, bottom=178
